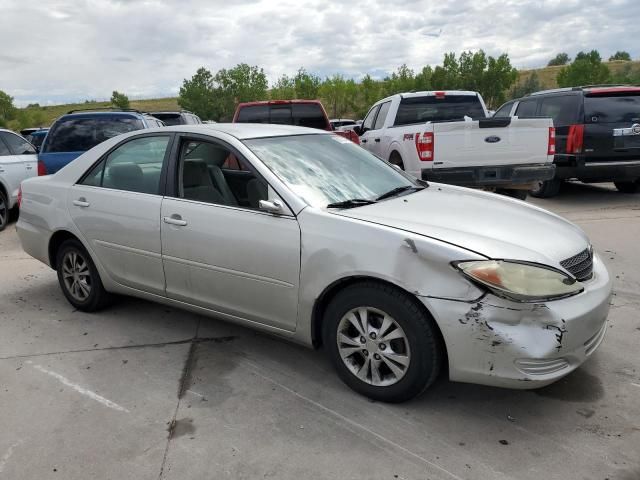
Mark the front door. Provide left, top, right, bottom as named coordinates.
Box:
left=160, top=136, right=301, bottom=332
left=68, top=134, right=172, bottom=295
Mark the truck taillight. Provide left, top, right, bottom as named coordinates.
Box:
left=37, top=160, right=47, bottom=176
left=566, top=124, right=584, bottom=154
left=548, top=127, right=556, bottom=155
left=415, top=132, right=434, bottom=161
left=17, top=185, right=22, bottom=209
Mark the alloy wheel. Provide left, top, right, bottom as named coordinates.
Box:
left=336, top=307, right=411, bottom=386
left=61, top=250, right=92, bottom=302
left=0, top=196, right=7, bottom=229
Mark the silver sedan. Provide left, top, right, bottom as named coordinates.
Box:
left=17, top=124, right=612, bottom=402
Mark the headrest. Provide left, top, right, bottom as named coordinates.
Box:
left=108, top=163, right=143, bottom=182
left=183, top=160, right=209, bottom=188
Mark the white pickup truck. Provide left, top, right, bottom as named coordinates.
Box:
left=356, top=91, right=556, bottom=199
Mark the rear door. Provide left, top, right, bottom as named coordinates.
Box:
left=69, top=134, right=172, bottom=295
left=583, top=90, right=640, bottom=162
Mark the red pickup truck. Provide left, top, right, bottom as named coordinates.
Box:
left=232, top=100, right=360, bottom=144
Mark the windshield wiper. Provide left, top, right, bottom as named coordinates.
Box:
left=326, top=198, right=377, bottom=209
left=376, top=185, right=424, bottom=201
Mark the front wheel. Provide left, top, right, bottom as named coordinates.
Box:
left=0, top=190, right=8, bottom=232
left=614, top=180, right=640, bottom=193
left=56, top=239, right=112, bottom=311
left=530, top=178, right=562, bottom=198
left=322, top=282, right=443, bottom=403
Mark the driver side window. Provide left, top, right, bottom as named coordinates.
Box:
left=361, top=105, right=380, bottom=132
left=177, top=139, right=273, bottom=211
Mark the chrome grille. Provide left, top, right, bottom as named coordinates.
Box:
left=560, top=247, right=593, bottom=281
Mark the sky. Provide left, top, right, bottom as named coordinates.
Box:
left=1, top=0, right=638, bottom=106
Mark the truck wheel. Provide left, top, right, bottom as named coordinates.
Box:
left=496, top=189, right=527, bottom=201
left=322, top=281, right=443, bottom=403
left=614, top=180, right=640, bottom=193
left=389, top=152, right=405, bottom=170
left=530, top=179, right=561, bottom=198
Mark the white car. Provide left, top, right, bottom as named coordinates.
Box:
left=0, top=129, right=38, bottom=231
left=17, top=124, right=612, bottom=402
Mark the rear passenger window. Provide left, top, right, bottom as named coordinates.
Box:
left=1, top=132, right=36, bottom=155
left=539, top=96, right=581, bottom=126
left=80, top=136, right=170, bottom=194
left=373, top=102, right=391, bottom=130
left=0, top=137, right=10, bottom=156
left=236, top=105, right=270, bottom=123
left=515, top=100, right=538, bottom=117
left=291, top=104, right=329, bottom=130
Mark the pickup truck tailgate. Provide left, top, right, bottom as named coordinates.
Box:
left=432, top=117, right=552, bottom=169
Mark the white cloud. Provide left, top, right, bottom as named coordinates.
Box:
left=0, top=0, right=637, bottom=105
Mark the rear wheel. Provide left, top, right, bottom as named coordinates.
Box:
left=323, top=281, right=443, bottom=403
left=530, top=178, right=562, bottom=198
left=614, top=180, right=640, bottom=193
left=389, top=152, right=405, bottom=170
left=0, top=190, right=8, bottom=232
left=56, top=239, right=112, bottom=311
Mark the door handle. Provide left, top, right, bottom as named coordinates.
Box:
left=163, top=214, right=187, bottom=227
left=73, top=198, right=90, bottom=208
left=361, top=139, right=368, bottom=143
left=26, top=166, right=34, bottom=170
left=374, top=138, right=381, bottom=142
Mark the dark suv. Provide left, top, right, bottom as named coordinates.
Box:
left=496, top=86, right=640, bottom=196
left=39, top=109, right=163, bottom=175
left=149, top=111, right=202, bottom=125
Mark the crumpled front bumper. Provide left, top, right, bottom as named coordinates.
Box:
left=421, top=253, right=612, bottom=389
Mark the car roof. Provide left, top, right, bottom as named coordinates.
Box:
left=236, top=100, right=323, bottom=107
left=151, top=123, right=328, bottom=139
left=58, top=111, right=145, bottom=120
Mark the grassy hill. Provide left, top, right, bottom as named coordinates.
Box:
left=22, top=97, right=180, bottom=128
left=17, top=60, right=640, bottom=129
left=516, top=59, right=640, bottom=90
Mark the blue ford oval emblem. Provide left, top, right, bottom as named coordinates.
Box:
left=485, top=136, right=501, bottom=143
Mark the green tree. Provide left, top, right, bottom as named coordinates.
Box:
left=609, top=51, right=631, bottom=61
left=557, top=50, right=610, bottom=87
left=213, top=63, right=268, bottom=121
left=547, top=53, right=570, bottom=67
left=293, top=68, right=321, bottom=99
left=382, top=64, right=416, bottom=96
left=270, top=74, right=296, bottom=99
left=478, top=53, right=518, bottom=107
left=320, top=75, right=357, bottom=118
left=355, top=74, right=382, bottom=117
left=431, top=53, right=461, bottom=89
left=178, top=67, right=218, bottom=120
left=110, top=91, right=130, bottom=109
left=0, top=90, right=16, bottom=127
left=414, top=66, right=433, bottom=91
left=510, top=71, right=542, bottom=98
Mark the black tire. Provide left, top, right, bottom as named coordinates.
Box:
left=0, top=189, right=8, bottom=232
left=55, top=239, right=112, bottom=312
left=322, top=281, right=443, bottom=403
left=389, top=152, right=405, bottom=170
left=614, top=180, right=640, bottom=193
left=496, top=188, right=528, bottom=201
left=530, top=178, right=562, bottom=198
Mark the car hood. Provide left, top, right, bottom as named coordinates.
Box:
left=335, top=184, right=590, bottom=267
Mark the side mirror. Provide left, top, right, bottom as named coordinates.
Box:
left=353, top=125, right=363, bottom=136
left=259, top=199, right=284, bottom=215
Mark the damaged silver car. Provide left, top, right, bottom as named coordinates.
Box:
left=17, top=124, right=612, bottom=402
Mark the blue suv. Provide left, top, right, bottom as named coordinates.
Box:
left=38, top=109, right=164, bottom=174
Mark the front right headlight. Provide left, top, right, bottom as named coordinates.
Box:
left=454, top=260, right=583, bottom=302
